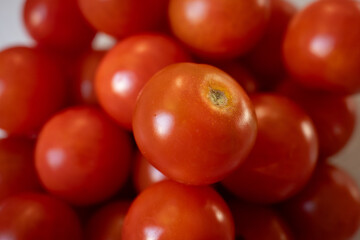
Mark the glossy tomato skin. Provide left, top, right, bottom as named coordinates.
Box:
left=245, top=0, right=297, bottom=90
left=86, top=201, right=131, bottom=240
left=0, top=193, right=83, bottom=240
left=230, top=200, right=293, bottom=240
left=72, top=50, right=106, bottom=105
left=168, top=0, right=270, bottom=59
left=77, top=0, right=168, bottom=39
left=35, top=106, right=133, bottom=205
left=133, top=151, right=167, bottom=193
left=122, top=180, right=234, bottom=240
left=0, top=47, right=66, bottom=137
left=23, top=0, right=95, bottom=50
left=283, top=0, right=360, bottom=94
left=133, top=63, right=257, bottom=185
left=0, top=138, right=41, bottom=201
left=222, top=94, right=318, bottom=203
left=277, top=81, right=356, bottom=158
left=280, top=164, right=360, bottom=240
left=95, top=33, right=191, bottom=130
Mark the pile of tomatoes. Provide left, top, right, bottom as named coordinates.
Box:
left=0, top=0, right=360, bottom=239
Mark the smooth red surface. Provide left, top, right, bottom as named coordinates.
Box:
left=245, top=0, right=297, bottom=89
left=216, top=61, right=258, bottom=94
left=23, top=0, right=95, bottom=50
left=280, top=164, right=360, bottom=240
left=86, top=201, right=131, bottom=240
left=122, top=181, right=234, bottom=240
left=77, top=0, right=168, bottom=38
left=133, top=63, right=257, bottom=185
left=0, top=193, right=82, bottom=240
left=283, top=0, right=360, bottom=94
left=0, top=138, right=41, bottom=201
left=35, top=107, right=133, bottom=205
left=168, top=0, right=270, bottom=59
left=72, top=50, right=106, bottom=105
left=95, top=33, right=191, bottom=130
left=0, top=47, right=66, bottom=137
left=230, top=201, right=293, bottom=240
left=222, top=94, right=318, bottom=203
left=133, top=151, right=167, bottom=193
left=277, top=81, right=357, bottom=157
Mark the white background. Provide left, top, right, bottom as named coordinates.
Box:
left=0, top=0, right=359, bottom=238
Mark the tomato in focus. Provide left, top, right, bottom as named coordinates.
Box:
left=35, top=106, right=133, bottom=205
left=96, top=33, right=191, bottom=130
left=122, top=180, right=234, bottom=240
left=222, top=94, right=318, bottom=203
left=133, top=63, right=257, bottom=185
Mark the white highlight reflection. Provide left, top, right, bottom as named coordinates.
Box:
left=210, top=204, right=225, bottom=223
left=144, top=226, right=164, bottom=240
left=301, top=121, right=314, bottom=141
left=0, top=129, right=8, bottom=139
left=46, top=148, right=65, bottom=170
left=185, top=0, right=208, bottom=24
left=30, top=3, right=46, bottom=27
left=153, top=112, right=174, bottom=138
left=310, top=35, right=334, bottom=58
left=111, top=71, right=134, bottom=96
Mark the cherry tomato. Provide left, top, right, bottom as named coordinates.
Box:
left=122, top=180, right=234, bottom=240
left=0, top=46, right=66, bottom=137
left=244, top=0, right=297, bottom=90
left=35, top=106, right=133, bottom=205
left=229, top=200, right=293, bottom=240
left=86, top=201, right=131, bottom=240
left=0, top=138, right=41, bottom=201
left=95, top=33, right=191, bottom=130
left=168, top=0, right=271, bottom=59
left=133, top=150, right=167, bottom=193
left=280, top=163, right=360, bottom=240
left=0, top=193, right=82, bottom=240
left=72, top=50, right=106, bottom=105
left=283, top=0, right=360, bottom=94
left=77, top=0, right=168, bottom=39
left=215, top=61, right=258, bottom=94
left=277, top=81, right=357, bottom=158
left=23, top=0, right=95, bottom=50
left=133, top=63, right=257, bottom=185
left=222, top=94, right=318, bottom=203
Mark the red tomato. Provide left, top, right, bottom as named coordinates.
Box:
left=229, top=200, right=293, bottom=240
left=132, top=150, right=167, bottom=193
left=168, top=0, right=271, bottom=59
left=77, top=0, right=168, bottom=39
left=122, top=181, right=234, bottom=240
left=0, top=47, right=66, bottom=137
left=95, top=33, right=191, bottom=130
left=244, top=0, right=297, bottom=90
left=215, top=61, right=259, bottom=94
left=0, top=193, right=82, bottom=240
left=72, top=50, right=106, bottom=105
left=222, top=94, right=318, bottom=203
left=283, top=0, right=360, bottom=94
left=35, top=106, right=133, bottom=205
left=133, top=63, right=257, bottom=185
left=86, top=201, right=131, bottom=240
left=0, top=138, right=41, bottom=201
left=23, top=0, right=95, bottom=50
left=280, top=164, right=360, bottom=240
left=277, top=81, right=357, bottom=157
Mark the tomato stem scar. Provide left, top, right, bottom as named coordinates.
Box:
left=208, top=88, right=228, bottom=107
